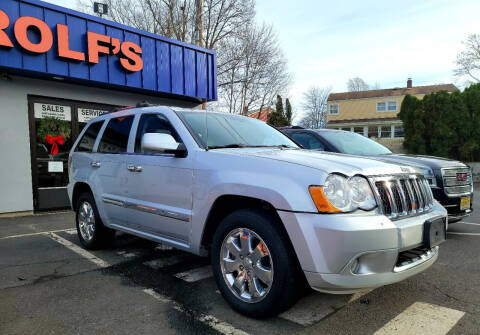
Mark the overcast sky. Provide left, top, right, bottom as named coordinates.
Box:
left=43, top=0, right=480, bottom=112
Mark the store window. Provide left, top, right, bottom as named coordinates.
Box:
left=76, top=121, right=104, bottom=152
left=98, top=116, right=134, bottom=153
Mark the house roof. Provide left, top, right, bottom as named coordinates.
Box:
left=248, top=107, right=274, bottom=122
left=328, top=84, right=458, bottom=101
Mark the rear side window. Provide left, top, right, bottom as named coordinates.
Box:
left=98, top=116, right=134, bottom=153
left=75, top=121, right=103, bottom=152
left=135, top=114, right=182, bottom=153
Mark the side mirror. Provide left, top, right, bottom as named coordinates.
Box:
left=141, top=133, right=187, bottom=157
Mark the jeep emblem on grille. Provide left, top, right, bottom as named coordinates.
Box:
left=456, top=172, right=468, bottom=181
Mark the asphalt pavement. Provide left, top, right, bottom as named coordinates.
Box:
left=0, top=186, right=479, bottom=335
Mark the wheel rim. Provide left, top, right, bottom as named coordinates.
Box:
left=78, top=201, right=95, bottom=242
left=220, top=228, right=274, bottom=303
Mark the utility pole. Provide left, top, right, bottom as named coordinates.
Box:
left=196, top=0, right=206, bottom=110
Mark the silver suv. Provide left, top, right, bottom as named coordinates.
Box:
left=68, top=106, right=448, bottom=318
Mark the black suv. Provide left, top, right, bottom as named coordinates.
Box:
left=282, top=127, right=473, bottom=222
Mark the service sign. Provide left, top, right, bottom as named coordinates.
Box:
left=0, top=9, right=143, bottom=72
left=34, top=103, right=72, bottom=121
left=78, top=108, right=108, bottom=123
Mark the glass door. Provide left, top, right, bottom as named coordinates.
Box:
left=30, top=100, right=73, bottom=210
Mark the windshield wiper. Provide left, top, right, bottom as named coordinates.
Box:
left=207, top=144, right=248, bottom=149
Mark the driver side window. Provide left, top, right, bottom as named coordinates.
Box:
left=135, top=114, right=182, bottom=153
left=290, top=133, right=325, bottom=150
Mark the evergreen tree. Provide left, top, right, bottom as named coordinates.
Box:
left=462, top=83, right=480, bottom=160
left=267, top=95, right=289, bottom=127
left=285, top=98, right=292, bottom=124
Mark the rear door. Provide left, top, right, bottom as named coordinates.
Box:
left=124, top=113, right=193, bottom=245
left=93, top=115, right=134, bottom=227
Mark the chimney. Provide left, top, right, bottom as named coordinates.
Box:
left=407, top=78, right=412, bottom=89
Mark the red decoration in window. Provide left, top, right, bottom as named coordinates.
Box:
left=45, top=135, right=65, bottom=155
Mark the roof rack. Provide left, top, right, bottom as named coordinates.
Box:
left=277, top=126, right=304, bottom=130
left=136, top=101, right=156, bottom=108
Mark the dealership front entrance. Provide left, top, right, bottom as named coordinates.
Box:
left=28, top=96, right=115, bottom=211
left=0, top=0, right=217, bottom=215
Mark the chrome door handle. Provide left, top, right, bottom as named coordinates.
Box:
left=127, top=165, right=142, bottom=172
left=90, top=161, right=101, bottom=168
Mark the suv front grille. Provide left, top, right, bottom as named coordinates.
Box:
left=371, top=175, right=434, bottom=220
left=441, top=167, right=473, bottom=196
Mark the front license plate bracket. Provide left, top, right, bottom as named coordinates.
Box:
left=423, top=218, right=446, bottom=248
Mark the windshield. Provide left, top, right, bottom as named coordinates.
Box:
left=179, top=112, right=298, bottom=149
left=319, top=131, right=392, bottom=155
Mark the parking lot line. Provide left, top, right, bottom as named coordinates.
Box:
left=373, top=302, right=464, bottom=335
left=174, top=265, right=213, bottom=282
left=447, top=232, right=480, bottom=236
left=459, top=222, right=480, bottom=226
left=143, top=288, right=249, bottom=335
left=0, top=228, right=76, bottom=240
left=48, top=233, right=111, bottom=268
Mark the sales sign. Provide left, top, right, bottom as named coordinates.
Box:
left=34, top=103, right=71, bottom=121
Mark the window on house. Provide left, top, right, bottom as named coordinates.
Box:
left=376, top=102, right=386, bottom=111
left=341, top=127, right=351, bottom=131
left=329, top=104, right=339, bottom=115
left=353, top=127, right=364, bottom=136
left=368, top=126, right=379, bottom=138
left=394, top=125, right=404, bottom=138
left=380, top=126, right=391, bottom=138
left=387, top=101, right=397, bottom=111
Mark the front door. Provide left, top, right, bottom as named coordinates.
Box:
left=125, top=113, right=193, bottom=244
left=28, top=96, right=115, bottom=211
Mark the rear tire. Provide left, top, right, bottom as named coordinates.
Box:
left=211, top=208, right=301, bottom=318
left=75, top=192, right=115, bottom=250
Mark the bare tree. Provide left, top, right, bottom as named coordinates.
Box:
left=299, top=86, right=331, bottom=129
left=76, top=0, right=288, bottom=115
left=347, top=77, right=369, bottom=92
left=454, top=34, right=480, bottom=83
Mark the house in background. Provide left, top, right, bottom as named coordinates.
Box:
left=326, top=78, right=458, bottom=152
left=248, top=107, right=275, bottom=122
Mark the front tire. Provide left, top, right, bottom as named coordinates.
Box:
left=211, top=208, right=301, bottom=318
left=76, top=192, right=114, bottom=250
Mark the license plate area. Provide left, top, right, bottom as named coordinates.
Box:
left=460, top=197, right=471, bottom=211
left=423, top=218, right=446, bottom=248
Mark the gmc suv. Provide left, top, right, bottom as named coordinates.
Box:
left=282, top=128, right=473, bottom=222
left=68, top=106, right=447, bottom=318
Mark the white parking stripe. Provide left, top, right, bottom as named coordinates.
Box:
left=448, top=232, right=480, bottom=236
left=373, top=302, right=464, bottom=335
left=0, top=228, right=76, bottom=240
left=459, top=221, right=480, bottom=226
left=143, top=288, right=249, bottom=335
left=48, top=233, right=111, bottom=268
left=143, top=255, right=184, bottom=270
left=279, top=294, right=336, bottom=326
left=175, top=265, right=213, bottom=282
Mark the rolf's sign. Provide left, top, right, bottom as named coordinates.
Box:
left=0, top=9, right=143, bottom=72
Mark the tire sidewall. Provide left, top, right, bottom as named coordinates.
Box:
left=211, top=209, right=298, bottom=318
left=75, top=192, right=106, bottom=249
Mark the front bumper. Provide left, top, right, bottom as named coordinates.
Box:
left=278, top=201, right=447, bottom=293
left=432, top=187, right=473, bottom=220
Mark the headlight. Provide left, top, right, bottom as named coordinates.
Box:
left=309, top=174, right=377, bottom=213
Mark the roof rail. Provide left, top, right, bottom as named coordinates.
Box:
left=136, top=101, right=155, bottom=108
left=277, top=126, right=304, bottom=130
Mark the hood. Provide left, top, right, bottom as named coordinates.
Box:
left=216, top=148, right=419, bottom=177
left=376, top=154, right=467, bottom=170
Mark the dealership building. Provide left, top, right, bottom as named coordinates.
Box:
left=0, top=0, right=217, bottom=215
